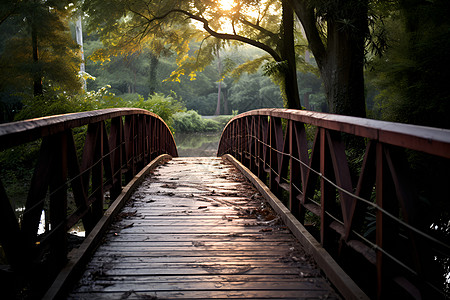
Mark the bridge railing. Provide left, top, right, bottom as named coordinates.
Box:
left=0, top=108, right=177, bottom=296
left=218, top=108, right=450, bottom=299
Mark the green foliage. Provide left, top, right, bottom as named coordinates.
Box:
left=131, top=93, right=185, bottom=127
left=228, top=72, right=284, bottom=112
left=81, top=0, right=315, bottom=109
left=173, top=110, right=221, bottom=133
left=15, top=86, right=184, bottom=130
left=15, top=92, right=94, bottom=121
left=212, top=115, right=235, bottom=129
left=367, top=0, right=450, bottom=129
left=0, top=140, right=41, bottom=206
left=0, top=0, right=82, bottom=97
left=14, top=86, right=109, bottom=120
left=83, top=36, right=293, bottom=115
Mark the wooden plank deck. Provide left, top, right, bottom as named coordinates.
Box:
left=68, top=157, right=340, bottom=299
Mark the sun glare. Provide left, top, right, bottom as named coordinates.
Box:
left=219, top=0, right=236, bottom=11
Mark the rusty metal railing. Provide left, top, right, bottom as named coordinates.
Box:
left=218, top=108, right=450, bottom=299
left=0, top=108, right=177, bottom=297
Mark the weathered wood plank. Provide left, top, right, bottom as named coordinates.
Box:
left=100, top=233, right=295, bottom=242
left=74, top=280, right=329, bottom=292
left=68, top=158, right=340, bottom=299
left=83, top=250, right=301, bottom=257
left=69, top=290, right=338, bottom=300
left=80, top=267, right=317, bottom=277
left=95, top=243, right=297, bottom=250
left=88, top=257, right=299, bottom=264
left=81, top=274, right=305, bottom=282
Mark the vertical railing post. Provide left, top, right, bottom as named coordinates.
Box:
left=150, top=117, right=155, bottom=159
left=159, top=119, right=164, bottom=156
left=81, top=123, right=98, bottom=234
left=375, top=142, right=398, bottom=299
left=269, top=117, right=277, bottom=193
left=137, top=114, right=144, bottom=169
left=159, top=119, right=163, bottom=155
left=124, top=116, right=134, bottom=181
left=227, top=122, right=232, bottom=155
left=319, top=128, right=334, bottom=248
left=91, top=122, right=104, bottom=223
left=269, top=117, right=282, bottom=196
left=109, top=117, right=123, bottom=201
left=255, top=116, right=262, bottom=179
left=375, top=141, right=385, bottom=299
left=231, top=121, right=236, bottom=158
left=242, top=117, right=250, bottom=166
left=260, top=116, right=269, bottom=184
left=237, top=118, right=242, bottom=162
left=293, top=121, right=309, bottom=222
left=49, top=131, right=69, bottom=269
left=143, top=115, right=148, bottom=163
left=156, top=119, right=161, bottom=156
left=289, top=120, right=300, bottom=214
left=249, top=116, right=257, bottom=174
left=146, top=115, right=151, bottom=161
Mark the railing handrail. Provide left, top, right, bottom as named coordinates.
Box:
left=0, top=108, right=168, bottom=151
left=223, top=108, right=450, bottom=159
left=218, top=108, right=450, bottom=299
left=0, top=108, right=177, bottom=298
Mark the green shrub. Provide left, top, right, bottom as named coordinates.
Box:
left=14, top=87, right=184, bottom=130
left=173, top=110, right=222, bottom=133
left=129, top=93, right=184, bottom=128
left=211, top=115, right=234, bottom=129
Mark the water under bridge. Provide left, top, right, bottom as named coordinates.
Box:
left=0, top=108, right=449, bottom=299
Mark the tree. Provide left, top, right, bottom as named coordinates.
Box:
left=82, top=0, right=308, bottom=109
left=229, top=72, right=284, bottom=112
left=368, top=0, right=450, bottom=129
left=289, top=0, right=369, bottom=117
left=0, top=0, right=81, bottom=99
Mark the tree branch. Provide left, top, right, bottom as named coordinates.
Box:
left=239, top=16, right=279, bottom=42
left=128, top=6, right=151, bottom=22
left=146, top=8, right=282, bottom=62
left=288, top=0, right=326, bottom=68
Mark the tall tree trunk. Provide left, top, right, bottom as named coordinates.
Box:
left=322, top=8, right=367, bottom=117
left=31, top=22, right=43, bottom=96
left=215, top=82, right=221, bottom=115
left=290, top=0, right=367, bottom=118
left=303, top=92, right=311, bottom=110
left=132, top=66, right=136, bottom=94
left=281, top=0, right=301, bottom=109
left=149, top=52, right=159, bottom=94
left=223, top=92, right=229, bottom=115
left=215, top=48, right=222, bottom=115
left=76, top=16, right=86, bottom=91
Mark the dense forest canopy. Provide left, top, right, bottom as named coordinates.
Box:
left=0, top=0, right=449, bottom=129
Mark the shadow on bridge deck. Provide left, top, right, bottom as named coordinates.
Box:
left=67, top=157, right=340, bottom=299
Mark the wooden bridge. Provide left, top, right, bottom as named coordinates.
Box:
left=0, top=108, right=449, bottom=299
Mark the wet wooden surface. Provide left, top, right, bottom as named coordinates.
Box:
left=68, top=157, right=339, bottom=299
